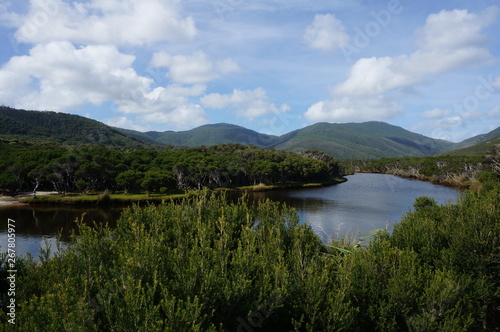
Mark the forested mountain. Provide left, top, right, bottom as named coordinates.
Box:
left=119, top=123, right=284, bottom=147
left=122, top=121, right=456, bottom=159
left=448, top=127, right=500, bottom=151
left=0, top=106, right=147, bottom=147
left=2, top=106, right=499, bottom=160
left=269, top=122, right=455, bottom=160
left=439, top=134, right=500, bottom=157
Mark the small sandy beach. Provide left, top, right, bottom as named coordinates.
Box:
left=0, top=191, right=59, bottom=205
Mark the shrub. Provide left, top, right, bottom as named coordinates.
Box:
left=2, top=187, right=499, bottom=330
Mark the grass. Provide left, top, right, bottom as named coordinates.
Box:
left=234, top=177, right=347, bottom=192
left=20, top=177, right=348, bottom=205
left=22, top=192, right=192, bottom=205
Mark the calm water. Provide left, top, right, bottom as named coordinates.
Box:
left=0, top=173, right=459, bottom=258
left=244, top=173, right=459, bottom=242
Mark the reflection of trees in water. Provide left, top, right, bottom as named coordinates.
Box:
left=0, top=206, right=123, bottom=241
left=244, top=191, right=336, bottom=214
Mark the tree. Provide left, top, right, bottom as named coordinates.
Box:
left=116, top=170, right=143, bottom=193
left=28, top=167, right=46, bottom=197
left=141, top=171, right=176, bottom=193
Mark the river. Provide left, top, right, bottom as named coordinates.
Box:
left=0, top=173, right=459, bottom=258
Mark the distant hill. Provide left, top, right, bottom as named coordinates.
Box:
left=3, top=106, right=498, bottom=160
left=449, top=127, right=500, bottom=150
left=0, top=106, right=147, bottom=147
left=121, top=123, right=284, bottom=147
left=439, top=134, right=500, bottom=157
left=125, top=121, right=455, bottom=160
left=269, top=122, right=455, bottom=160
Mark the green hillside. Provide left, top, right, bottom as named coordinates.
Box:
left=122, top=123, right=283, bottom=148
left=0, top=106, right=147, bottom=147
left=448, top=127, right=500, bottom=151
left=439, top=134, right=500, bottom=157
left=271, top=122, right=455, bottom=160
left=4, top=106, right=498, bottom=160
left=125, top=121, right=456, bottom=160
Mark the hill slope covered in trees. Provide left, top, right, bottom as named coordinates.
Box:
left=2, top=106, right=499, bottom=160
left=0, top=106, right=147, bottom=147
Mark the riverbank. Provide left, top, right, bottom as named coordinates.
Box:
left=355, top=171, right=474, bottom=190
left=233, top=177, right=347, bottom=192
left=15, top=177, right=347, bottom=205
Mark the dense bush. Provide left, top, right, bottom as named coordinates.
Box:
left=1, top=186, right=499, bottom=331
left=348, top=155, right=485, bottom=188
left=0, top=140, right=344, bottom=194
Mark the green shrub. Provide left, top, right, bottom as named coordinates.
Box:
left=2, top=187, right=499, bottom=330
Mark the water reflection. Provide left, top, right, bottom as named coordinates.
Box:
left=0, top=205, right=121, bottom=258
left=243, top=173, right=459, bottom=242
left=0, top=173, right=459, bottom=257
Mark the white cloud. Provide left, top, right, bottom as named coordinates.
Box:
left=12, top=0, right=196, bottom=45
left=0, top=41, right=210, bottom=129
left=0, top=41, right=152, bottom=111
left=118, top=84, right=206, bottom=115
left=305, top=96, right=401, bottom=123
left=420, top=108, right=449, bottom=119
left=201, top=88, right=290, bottom=120
left=139, top=104, right=209, bottom=130
left=151, top=51, right=239, bottom=84
left=106, top=116, right=150, bottom=131
left=306, top=8, right=497, bottom=123
left=304, top=13, right=349, bottom=52
left=216, top=58, right=240, bottom=74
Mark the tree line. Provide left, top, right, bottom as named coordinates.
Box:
left=0, top=139, right=345, bottom=194
left=346, top=147, right=500, bottom=188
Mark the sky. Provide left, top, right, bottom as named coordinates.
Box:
left=0, top=0, right=499, bottom=142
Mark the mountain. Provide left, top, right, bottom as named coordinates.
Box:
left=449, top=127, right=500, bottom=151
left=439, top=133, right=500, bottom=157
left=269, top=122, right=455, bottom=160
left=3, top=106, right=498, bottom=160
left=126, top=121, right=455, bottom=160
left=0, top=106, right=147, bottom=147
left=121, top=123, right=284, bottom=147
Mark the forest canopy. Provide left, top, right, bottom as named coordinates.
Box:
left=0, top=139, right=345, bottom=194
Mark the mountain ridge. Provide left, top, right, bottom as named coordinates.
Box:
left=0, top=106, right=147, bottom=147
left=2, top=106, right=498, bottom=160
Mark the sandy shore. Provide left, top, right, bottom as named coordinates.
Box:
left=0, top=191, right=59, bottom=205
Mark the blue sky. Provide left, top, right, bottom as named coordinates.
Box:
left=0, top=0, right=499, bottom=142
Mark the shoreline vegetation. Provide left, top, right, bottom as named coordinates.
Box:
left=348, top=153, right=499, bottom=191
left=2, top=185, right=499, bottom=330
left=13, top=177, right=347, bottom=205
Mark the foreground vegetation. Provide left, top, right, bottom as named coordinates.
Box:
left=1, top=182, right=499, bottom=331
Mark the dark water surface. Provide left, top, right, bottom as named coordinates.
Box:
left=242, top=173, right=459, bottom=242
left=0, top=173, right=459, bottom=258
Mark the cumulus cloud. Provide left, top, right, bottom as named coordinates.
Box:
left=0, top=41, right=152, bottom=111
left=306, top=8, right=497, bottom=123
left=106, top=116, right=150, bottom=132
left=151, top=51, right=240, bottom=84
left=139, top=104, right=209, bottom=129
left=11, top=0, right=196, bottom=45
left=334, top=9, right=495, bottom=97
left=304, top=13, right=349, bottom=52
left=0, top=41, right=210, bottom=129
left=201, top=88, right=290, bottom=120
left=305, top=96, right=401, bottom=123
left=420, top=108, right=449, bottom=119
